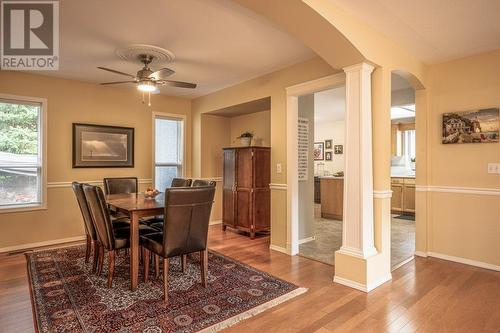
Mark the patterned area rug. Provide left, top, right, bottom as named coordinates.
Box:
left=26, top=245, right=306, bottom=332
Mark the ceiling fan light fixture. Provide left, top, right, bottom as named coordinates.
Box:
left=137, top=81, right=156, bottom=92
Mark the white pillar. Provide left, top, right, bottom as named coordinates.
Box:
left=339, top=62, right=377, bottom=259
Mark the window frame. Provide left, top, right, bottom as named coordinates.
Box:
left=152, top=112, right=186, bottom=190
left=0, top=94, right=47, bottom=213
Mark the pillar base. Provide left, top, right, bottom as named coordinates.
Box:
left=334, top=250, right=392, bottom=292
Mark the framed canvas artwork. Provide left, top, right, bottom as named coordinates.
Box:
left=73, top=123, right=134, bottom=168
left=325, top=139, right=333, bottom=149
left=442, top=108, right=499, bottom=144
left=334, top=145, right=343, bottom=154
left=325, top=151, right=332, bottom=161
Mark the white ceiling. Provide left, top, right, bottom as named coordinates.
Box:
left=314, top=86, right=346, bottom=123
left=41, top=0, right=315, bottom=98
left=328, top=0, right=500, bottom=64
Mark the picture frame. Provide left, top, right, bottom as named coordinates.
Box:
left=442, top=108, right=499, bottom=144
left=325, top=151, right=332, bottom=161
left=313, top=142, right=324, bottom=160
left=72, top=123, right=134, bottom=168
left=325, top=139, right=333, bottom=149
left=334, top=145, right=343, bottom=154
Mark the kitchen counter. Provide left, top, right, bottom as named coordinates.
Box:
left=319, top=177, right=343, bottom=220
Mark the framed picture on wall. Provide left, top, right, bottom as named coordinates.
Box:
left=442, top=108, right=499, bottom=144
left=72, top=123, right=134, bottom=168
left=325, top=139, right=333, bottom=149
left=313, top=142, right=324, bottom=160
left=334, top=145, right=343, bottom=154
left=325, top=151, right=332, bottom=161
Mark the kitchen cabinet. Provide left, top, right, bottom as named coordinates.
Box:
left=391, top=177, right=415, bottom=214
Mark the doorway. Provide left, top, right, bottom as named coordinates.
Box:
left=390, top=73, right=416, bottom=269
left=297, top=86, right=346, bottom=265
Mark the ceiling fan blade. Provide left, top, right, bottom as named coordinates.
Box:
left=97, top=66, right=135, bottom=78
left=149, top=68, right=175, bottom=80
left=161, top=80, right=197, bottom=89
left=100, top=81, right=136, bottom=85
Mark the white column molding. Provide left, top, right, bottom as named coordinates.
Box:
left=339, top=62, right=378, bottom=259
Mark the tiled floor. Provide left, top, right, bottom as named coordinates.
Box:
left=299, top=205, right=415, bottom=268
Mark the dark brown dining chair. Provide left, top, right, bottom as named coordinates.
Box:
left=170, top=178, right=192, bottom=187
left=192, top=179, right=216, bottom=187
left=147, top=178, right=194, bottom=231
left=140, top=186, right=215, bottom=301
left=83, top=184, right=157, bottom=287
left=103, top=177, right=138, bottom=220
left=72, top=182, right=100, bottom=271
left=103, top=177, right=138, bottom=195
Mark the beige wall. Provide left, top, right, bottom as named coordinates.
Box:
left=193, top=57, right=337, bottom=247
left=229, top=110, right=270, bottom=147
left=0, top=71, right=191, bottom=250
left=424, top=49, right=500, bottom=266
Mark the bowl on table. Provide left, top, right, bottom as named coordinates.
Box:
left=143, top=187, right=160, bottom=200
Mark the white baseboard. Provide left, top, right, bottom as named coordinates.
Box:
left=414, top=251, right=428, bottom=258
left=0, top=235, right=86, bottom=254
left=333, top=273, right=392, bottom=293
left=298, top=236, right=315, bottom=244
left=426, top=251, right=500, bottom=272
left=391, top=256, right=415, bottom=271
left=269, top=244, right=288, bottom=255
left=209, top=219, right=222, bottom=226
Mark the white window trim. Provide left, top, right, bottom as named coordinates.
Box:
left=0, top=93, right=47, bottom=214
left=151, top=111, right=186, bottom=189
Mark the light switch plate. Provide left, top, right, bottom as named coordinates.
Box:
left=276, top=163, right=282, bottom=174
left=487, top=163, right=500, bottom=174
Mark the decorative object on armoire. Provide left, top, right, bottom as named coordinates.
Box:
left=313, top=142, right=324, bottom=160
left=325, top=139, right=333, bottom=149
left=334, top=144, right=343, bottom=154
left=236, top=131, right=254, bottom=146
left=72, top=123, right=134, bottom=168
left=442, top=108, right=499, bottom=144
left=222, top=146, right=270, bottom=239
left=325, top=151, right=332, bottom=161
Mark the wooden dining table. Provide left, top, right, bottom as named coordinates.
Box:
left=106, top=192, right=164, bottom=291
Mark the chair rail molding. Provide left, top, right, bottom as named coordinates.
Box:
left=47, top=179, right=152, bottom=188
left=269, top=183, right=287, bottom=190
left=416, top=185, right=500, bottom=196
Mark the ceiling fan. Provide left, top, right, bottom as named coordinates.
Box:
left=98, top=53, right=197, bottom=105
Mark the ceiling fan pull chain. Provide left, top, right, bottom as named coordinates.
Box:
left=142, top=91, right=145, bottom=105
left=148, top=92, right=151, bottom=107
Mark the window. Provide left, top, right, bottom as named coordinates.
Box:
left=0, top=96, right=45, bottom=211
left=404, top=129, right=416, bottom=161
left=153, top=115, right=184, bottom=190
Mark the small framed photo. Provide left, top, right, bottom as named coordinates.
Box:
left=73, top=123, right=134, bottom=168
left=313, top=142, right=324, bottom=160
left=325, top=139, right=333, bottom=149
left=334, top=145, right=343, bottom=154
left=325, top=151, right=332, bottom=161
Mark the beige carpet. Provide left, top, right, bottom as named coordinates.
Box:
left=299, top=205, right=415, bottom=268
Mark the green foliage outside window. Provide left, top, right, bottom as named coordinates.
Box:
left=0, top=102, right=38, bottom=155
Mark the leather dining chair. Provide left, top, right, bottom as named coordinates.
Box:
left=170, top=178, right=192, bottom=187
left=103, top=177, right=138, bottom=195
left=191, top=179, right=216, bottom=187
left=148, top=178, right=194, bottom=231
left=140, top=186, right=215, bottom=301
left=83, top=184, right=157, bottom=287
left=72, top=182, right=100, bottom=271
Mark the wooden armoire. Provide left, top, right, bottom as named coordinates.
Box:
left=222, top=146, right=270, bottom=239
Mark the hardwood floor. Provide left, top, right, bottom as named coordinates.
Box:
left=1, top=226, right=500, bottom=332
